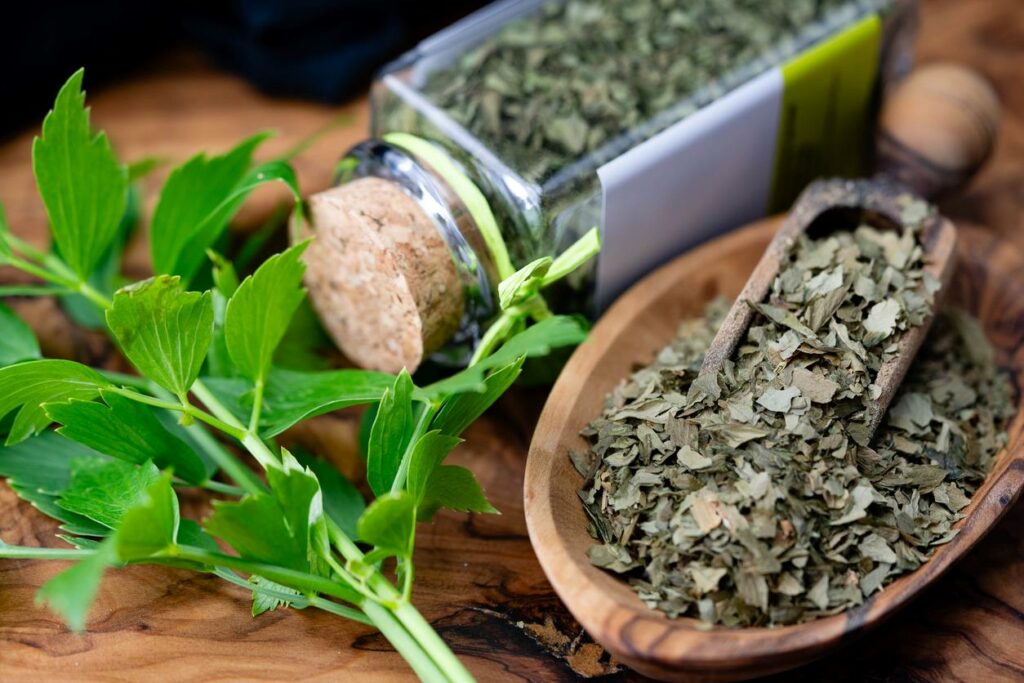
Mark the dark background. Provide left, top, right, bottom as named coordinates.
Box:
left=3, top=0, right=485, bottom=135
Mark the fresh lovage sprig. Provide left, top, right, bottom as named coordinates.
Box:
left=0, top=70, right=596, bottom=681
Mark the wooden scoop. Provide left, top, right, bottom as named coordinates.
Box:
left=524, top=64, right=1007, bottom=682
left=699, top=179, right=957, bottom=437
left=699, top=62, right=998, bottom=438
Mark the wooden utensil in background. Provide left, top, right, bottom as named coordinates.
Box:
left=525, top=63, right=1014, bottom=682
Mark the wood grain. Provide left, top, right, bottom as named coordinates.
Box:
left=0, top=0, right=1023, bottom=680
left=524, top=220, right=1024, bottom=681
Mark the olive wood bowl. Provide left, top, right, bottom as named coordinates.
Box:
left=523, top=219, right=1024, bottom=682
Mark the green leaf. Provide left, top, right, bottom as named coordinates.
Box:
left=366, top=371, right=415, bottom=496
left=36, top=539, right=117, bottom=632
left=32, top=69, right=128, bottom=279
left=406, top=431, right=461, bottom=502
left=0, top=359, right=109, bottom=444
left=498, top=257, right=551, bottom=310
left=106, top=276, right=214, bottom=398
left=432, top=359, right=523, bottom=437
left=115, top=472, right=180, bottom=561
left=294, top=450, right=365, bottom=540
left=150, top=135, right=301, bottom=282
left=201, top=367, right=393, bottom=437
left=417, top=466, right=498, bottom=522
left=0, top=430, right=105, bottom=494
left=57, top=459, right=161, bottom=529
left=423, top=315, right=587, bottom=397
left=0, top=431, right=111, bottom=536
left=150, top=133, right=266, bottom=279
left=356, top=491, right=415, bottom=557
left=0, top=302, right=41, bottom=365
left=46, top=391, right=207, bottom=484
left=250, top=575, right=303, bottom=616
left=59, top=185, right=140, bottom=330
left=224, top=242, right=309, bottom=382
left=204, top=453, right=326, bottom=573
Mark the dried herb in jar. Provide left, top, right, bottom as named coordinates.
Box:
left=423, top=0, right=850, bottom=183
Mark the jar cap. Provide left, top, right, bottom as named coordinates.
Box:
left=295, top=177, right=464, bottom=373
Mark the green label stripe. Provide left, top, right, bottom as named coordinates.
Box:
left=768, top=14, right=882, bottom=212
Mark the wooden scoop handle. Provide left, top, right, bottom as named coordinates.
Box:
left=699, top=63, right=997, bottom=436
left=875, top=62, right=1000, bottom=199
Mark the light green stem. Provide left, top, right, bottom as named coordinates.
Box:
left=0, top=545, right=96, bottom=560
left=390, top=404, right=438, bottom=495
left=363, top=601, right=449, bottom=683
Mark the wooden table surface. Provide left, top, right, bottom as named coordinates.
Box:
left=1, top=0, right=1022, bottom=680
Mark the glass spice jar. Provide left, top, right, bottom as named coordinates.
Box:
left=299, top=0, right=918, bottom=372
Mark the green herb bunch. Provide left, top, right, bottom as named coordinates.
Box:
left=0, top=71, right=596, bottom=682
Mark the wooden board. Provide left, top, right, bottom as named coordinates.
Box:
left=0, top=1, right=1023, bottom=680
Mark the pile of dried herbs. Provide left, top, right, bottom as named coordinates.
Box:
left=422, top=0, right=849, bottom=182
left=574, top=208, right=1014, bottom=627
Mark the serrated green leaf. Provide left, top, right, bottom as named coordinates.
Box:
left=224, top=242, right=309, bottom=382
left=356, top=491, right=415, bottom=557
left=250, top=575, right=303, bottom=617
left=417, top=465, right=498, bottom=522
left=0, top=302, right=41, bottom=365
left=0, top=430, right=106, bottom=495
left=36, top=538, right=116, bottom=632
left=46, top=391, right=207, bottom=484
left=432, top=359, right=523, bottom=437
left=57, top=459, right=161, bottom=529
left=204, top=452, right=327, bottom=574
left=11, top=484, right=109, bottom=537
left=406, top=431, right=461, bottom=503
left=0, top=359, right=110, bottom=444
left=423, top=315, right=587, bottom=397
left=115, top=472, right=179, bottom=561
left=106, top=276, right=214, bottom=398
left=150, top=133, right=267, bottom=279
left=201, top=367, right=393, bottom=438
left=366, top=371, right=415, bottom=496
left=31, top=69, right=128, bottom=279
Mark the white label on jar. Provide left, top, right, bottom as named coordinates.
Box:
left=595, top=69, right=783, bottom=310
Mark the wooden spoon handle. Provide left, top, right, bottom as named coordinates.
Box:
left=875, top=62, right=1000, bottom=199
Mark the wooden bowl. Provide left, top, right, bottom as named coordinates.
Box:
left=524, top=219, right=1024, bottom=681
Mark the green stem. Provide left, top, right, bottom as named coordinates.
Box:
left=248, top=377, right=265, bottom=434
left=6, top=257, right=77, bottom=290
left=195, top=479, right=245, bottom=496
left=363, top=601, right=449, bottom=683
left=394, top=601, right=475, bottom=683
left=109, top=387, right=246, bottom=440
left=0, top=545, right=96, bottom=560
left=192, top=379, right=245, bottom=430
left=77, top=281, right=113, bottom=309
left=102, top=373, right=266, bottom=495
left=185, top=420, right=267, bottom=495
left=0, top=284, right=68, bottom=297
left=172, top=545, right=361, bottom=604
left=390, top=404, right=438, bottom=495
left=213, top=567, right=372, bottom=626
left=469, top=309, right=518, bottom=366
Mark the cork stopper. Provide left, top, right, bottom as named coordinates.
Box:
left=296, top=177, right=464, bottom=373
